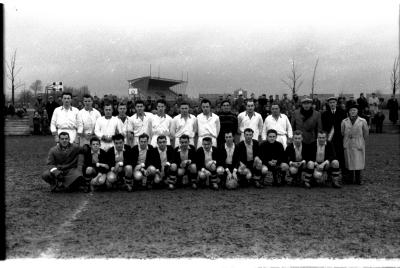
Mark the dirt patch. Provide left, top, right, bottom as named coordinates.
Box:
left=5, top=134, right=400, bottom=258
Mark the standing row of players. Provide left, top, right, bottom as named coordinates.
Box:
left=44, top=91, right=368, bottom=192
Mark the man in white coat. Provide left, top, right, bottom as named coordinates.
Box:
left=77, top=94, right=101, bottom=146
left=237, top=99, right=263, bottom=141
left=341, top=104, right=369, bottom=185
left=50, top=92, right=79, bottom=144
left=94, top=103, right=120, bottom=151
left=150, top=99, right=172, bottom=147
left=196, top=99, right=220, bottom=148
left=262, top=104, right=293, bottom=149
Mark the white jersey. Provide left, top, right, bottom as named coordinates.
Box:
left=171, top=114, right=197, bottom=147
left=237, top=111, right=263, bottom=141
left=128, top=112, right=153, bottom=146
left=116, top=116, right=131, bottom=145
left=77, top=107, right=101, bottom=145
left=262, top=114, right=293, bottom=149
left=196, top=113, right=220, bottom=148
left=50, top=106, right=79, bottom=142
left=150, top=114, right=172, bottom=146
left=94, top=116, right=120, bottom=150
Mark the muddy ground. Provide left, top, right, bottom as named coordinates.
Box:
left=5, top=134, right=400, bottom=258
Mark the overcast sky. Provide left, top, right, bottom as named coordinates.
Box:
left=4, top=0, right=399, bottom=97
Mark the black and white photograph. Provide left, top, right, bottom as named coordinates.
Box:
left=2, top=0, right=400, bottom=266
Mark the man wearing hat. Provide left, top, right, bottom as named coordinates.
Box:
left=291, top=96, right=322, bottom=144
left=321, top=96, right=347, bottom=180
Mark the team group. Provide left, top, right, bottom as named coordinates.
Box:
left=42, top=91, right=369, bottom=192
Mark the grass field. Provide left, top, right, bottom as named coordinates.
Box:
left=5, top=134, right=400, bottom=258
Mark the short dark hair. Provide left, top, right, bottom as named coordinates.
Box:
left=267, top=129, right=278, bottom=136
left=118, top=102, right=127, bottom=107
left=293, top=130, right=303, bottom=136
left=103, top=101, right=113, bottom=108
left=202, top=137, right=212, bottom=143
left=271, top=103, right=281, bottom=109
left=245, top=99, right=255, bottom=105
left=224, top=130, right=233, bottom=136
left=61, top=92, right=72, bottom=98
left=112, top=133, right=125, bottom=141
left=201, top=99, right=211, bottom=105
left=180, top=102, right=189, bottom=107
left=180, top=134, right=190, bottom=141
left=90, top=136, right=101, bottom=144
left=244, top=128, right=254, bottom=134
left=317, top=130, right=327, bottom=136
left=156, top=99, right=167, bottom=106
left=221, top=100, right=231, bottom=106
left=138, top=133, right=149, bottom=141
left=58, top=132, right=70, bottom=138
left=135, top=100, right=145, bottom=106
left=157, top=135, right=167, bottom=142
left=83, top=94, right=93, bottom=100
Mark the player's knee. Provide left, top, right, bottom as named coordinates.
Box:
left=198, top=170, right=207, bottom=181
left=86, top=167, right=96, bottom=176
left=331, top=160, right=339, bottom=169
left=261, top=165, right=269, bottom=175
left=107, top=171, right=117, bottom=183
left=177, top=168, right=185, bottom=177
left=188, top=163, right=197, bottom=174
left=289, top=166, right=298, bottom=175
left=216, top=166, right=225, bottom=176
left=124, top=165, right=133, bottom=177
left=280, top=163, right=289, bottom=172
left=170, top=163, right=178, bottom=172
left=133, top=170, right=143, bottom=181
left=306, top=161, right=315, bottom=170
left=147, top=165, right=156, bottom=176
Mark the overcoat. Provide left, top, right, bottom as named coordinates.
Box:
left=341, top=117, right=369, bottom=170
left=291, top=109, right=322, bottom=144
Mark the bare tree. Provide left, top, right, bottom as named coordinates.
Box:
left=281, top=59, right=304, bottom=97
left=29, top=80, right=43, bottom=97
left=310, top=58, right=319, bottom=97
left=390, top=56, right=399, bottom=95
left=6, top=50, right=23, bottom=105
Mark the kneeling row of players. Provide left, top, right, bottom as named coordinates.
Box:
left=82, top=129, right=341, bottom=192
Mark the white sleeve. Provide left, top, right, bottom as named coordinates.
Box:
left=50, top=108, right=58, bottom=134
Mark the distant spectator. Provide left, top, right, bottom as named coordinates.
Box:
left=360, top=106, right=371, bottom=126
left=45, top=95, right=59, bottom=125
left=57, top=96, right=63, bottom=106
left=215, top=95, right=224, bottom=112
left=345, top=96, right=357, bottom=111
left=145, top=96, right=154, bottom=112
left=6, top=102, right=15, bottom=116
left=291, top=94, right=301, bottom=109
left=279, top=93, right=291, bottom=115
left=176, top=94, right=184, bottom=107
left=368, top=92, right=379, bottom=115
left=34, top=95, right=45, bottom=115
left=312, top=94, right=321, bottom=111
left=373, top=110, right=385, bottom=133
left=233, top=93, right=245, bottom=114
left=33, top=111, right=41, bottom=135
left=357, top=93, right=368, bottom=113
left=41, top=110, right=51, bottom=135
left=274, top=94, right=280, bottom=104
left=387, top=95, right=399, bottom=125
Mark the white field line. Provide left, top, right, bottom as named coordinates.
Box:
left=39, top=193, right=92, bottom=258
